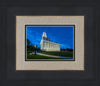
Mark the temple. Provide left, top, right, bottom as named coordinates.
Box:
left=40, top=32, right=60, bottom=51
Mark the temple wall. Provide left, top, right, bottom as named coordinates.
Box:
left=40, top=40, right=60, bottom=51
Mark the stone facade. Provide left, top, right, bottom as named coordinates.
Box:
left=40, top=32, right=60, bottom=51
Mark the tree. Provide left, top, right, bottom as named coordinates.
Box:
left=27, top=39, right=34, bottom=51
left=27, top=39, right=38, bottom=52
left=66, top=48, right=73, bottom=51
left=27, top=39, right=32, bottom=47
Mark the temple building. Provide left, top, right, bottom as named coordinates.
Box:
left=40, top=32, right=60, bottom=51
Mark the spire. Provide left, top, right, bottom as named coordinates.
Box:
left=42, top=32, right=47, bottom=38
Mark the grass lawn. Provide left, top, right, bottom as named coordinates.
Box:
left=41, top=51, right=73, bottom=57
left=27, top=53, right=61, bottom=59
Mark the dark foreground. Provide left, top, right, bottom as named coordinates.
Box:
left=27, top=51, right=73, bottom=60
left=41, top=51, right=73, bottom=57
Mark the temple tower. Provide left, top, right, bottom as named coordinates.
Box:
left=40, top=32, right=60, bottom=51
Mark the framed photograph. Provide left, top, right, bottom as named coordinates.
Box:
left=16, top=16, right=84, bottom=70
left=1, top=1, right=100, bottom=86
left=25, top=25, right=75, bottom=61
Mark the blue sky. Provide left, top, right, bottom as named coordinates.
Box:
left=26, top=26, right=74, bottom=49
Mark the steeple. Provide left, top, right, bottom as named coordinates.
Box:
left=40, top=32, right=60, bottom=51
left=42, top=32, right=47, bottom=38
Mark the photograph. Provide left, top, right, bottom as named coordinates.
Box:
left=25, top=25, right=75, bottom=61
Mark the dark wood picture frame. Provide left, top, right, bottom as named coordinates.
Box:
left=0, top=0, right=100, bottom=86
